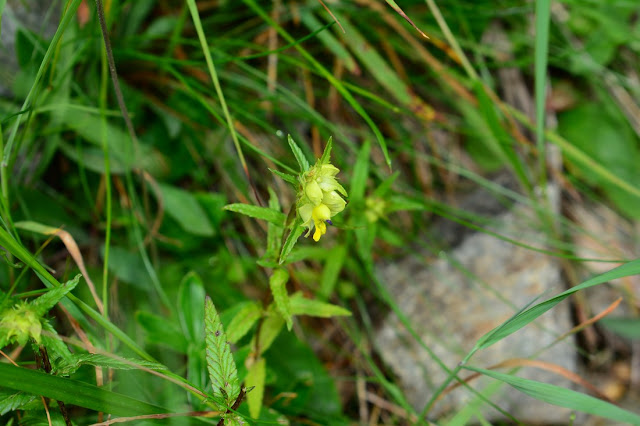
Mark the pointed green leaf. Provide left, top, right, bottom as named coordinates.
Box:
left=136, top=311, right=188, bottom=353
left=279, top=218, right=305, bottom=264
left=269, top=168, right=299, bottom=186
left=205, top=297, right=240, bottom=409
left=178, top=271, right=206, bottom=342
left=224, top=203, right=286, bottom=226
left=465, top=366, right=640, bottom=424
left=319, top=136, right=333, bottom=166
left=32, top=275, right=80, bottom=316
left=265, top=188, right=285, bottom=260
left=269, top=268, right=292, bottom=330
left=254, top=314, right=285, bottom=356
left=245, top=357, right=266, bottom=419
left=350, top=140, right=371, bottom=205
left=319, top=245, right=346, bottom=300
left=0, top=389, right=37, bottom=415
left=56, top=354, right=166, bottom=376
left=476, top=258, right=640, bottom=350
left=157, top=183, right=214, bottom=236
left=287, top=134, right=310, bottom=171
left=226, top=302, right=262, bottom=343
left=290, top=292, right=351, bottom=317
left=0, top=363, right=166, bottom=416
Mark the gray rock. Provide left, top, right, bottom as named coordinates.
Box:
left=375, top=185, right=577, bottom=423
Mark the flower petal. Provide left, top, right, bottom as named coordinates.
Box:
left=322, top=191, right=346, bottom=215
left=305, top=180, right=323, bottom=205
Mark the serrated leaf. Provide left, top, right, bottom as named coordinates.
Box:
left=279, top=218, right=305, bottom=264
left=290, top=292, right=351, bottom=318
left=56, top=354, right=166, bottom=376
left=465, top=366, right=640, bottom=424
left=41, top=321, right=73, bottom=362
left=269, top=269, right=292, bottom=330
left=224, top=203, right=286, bottom=226
left=287, top=134, right=310, bottom=172
left=178, top=271, right=206, bottom=342
left=226, top=302, right=262, bottom=344
left=157, top=183, right=214, bottom=236
left=245, top=357, right=266, bottom=419
left=205, top=297, right=240, bottom=409
left=0, top=390, right=37, bottom=415
left=269, top=168, right=299, bottom=186
left=319, top=136, right=333, bottom=166
left=32, top=275, right=80, bottom=316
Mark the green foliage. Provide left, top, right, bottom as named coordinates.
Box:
left=1, top=0, right=639, bottom=423
left=204, top=296, right=240, bottom=410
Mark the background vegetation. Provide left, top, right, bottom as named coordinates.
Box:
left=1, top=0, right=640, bottom=424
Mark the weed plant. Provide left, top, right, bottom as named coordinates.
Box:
left=1, top=0, right=640, bottom=424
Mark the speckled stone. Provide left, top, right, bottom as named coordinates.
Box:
left=375, top=186, right=577, bottom=423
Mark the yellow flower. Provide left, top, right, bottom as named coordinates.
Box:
left=311, top=204, right=331, bottom=241
left=295, top=142, right=347, bottom=242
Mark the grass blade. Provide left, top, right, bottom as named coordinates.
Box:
left=465, top=366, right=640, bottom=424
left=535, top=0, right=551, bottom=185
left=0, top=363, right=166, bottom=417
left=475, top=258, right=640, bottom=350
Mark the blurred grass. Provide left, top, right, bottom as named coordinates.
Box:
left=0, top=0, right=639, bottom=424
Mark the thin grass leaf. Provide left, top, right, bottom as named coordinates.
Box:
left=269, top=268, right=292, bottom=330
left=0, top=363, right=166, bottom=417
left=475, top=258, right=640, bottom=350
left=464, top=366, right=640, bottom=424
left=331, top=11, right=434, bottom=122
left=290, top=292, right=351, bottom=317
left=287, top=134, right=310, bottom=172
left=279, top=218, right=305, bottom=264
left=319, top=244, right=346, bottom=300
left=265, top=188, right=285, bottom=260
left=299, top=12, right=359, bottom=73
left=3, top=0, right=82, bottom=168
left=185, top=0, right=249, bottom=184
left=350, top=140, right=371, bottom=205
left=384, top=0, right=429, bottom=38
left=56, top=354, right=166, bottom=376
left=205, top=296, right=240, bottom=410
left=474, top=82, right=531, bottom=191
left=269, top=168, right=299, bottom=186
left=0, top=226, right=154, bottom=361
left=224, top=203, right=286, bottom=226
left=243, top=0, right=391, bottom=168
left=600, top=317, right=640, bottom=340
left=245, top=357, right=266, bottom=419
left=535, top=0, right=551, bottom=185
left=226, top=302, right=262, bottom=344
left=178, top=271, right=206, bottom=343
